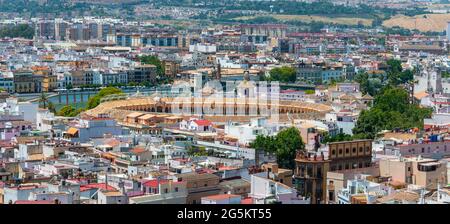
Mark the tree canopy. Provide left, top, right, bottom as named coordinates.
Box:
left=386, top=59, right=414, bottom=85
left=250, top=127, right=305, bottom=169
left=86, top=87, right=124, bottom=110
left=140, top=55, right=165, bottom=77
left=352, top=87, right=432, bottom=139
left=57, top=105, right=76, bottom=117
left=0, top=24, right=34, bottom=39
left=264, top=66, right=297, bottom=83
left=322, top=133, right=354, bottom=143
left=355, top=59, right=414, bottom=96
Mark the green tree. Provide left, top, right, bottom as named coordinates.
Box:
left=86, top=87, right=123, bottom=110
left=251, top=135, right=277, bottom=154
left=385, top=59, right=414, bottom=86
left=187, top=145, right=208, bottom=156
left=322, top=133, right=353, bottom=143
left=0, top=24, right=34, bottom=39
left=266, top=66, right=297, bottom=83
left=250, top=127, right=305, bottom=169
left=353, top=87, right=432, bottom=139
left=48, top=101, right=56, bottom=114
left=275, top=127, right=305, bottom=169
left=57, top=105, right=77, bottom=117
left=354, top=71, right=383, bottom=96
left=140, top=55, right=165, bottom=77
left=304, top=90, right=315, bottom=95
left=38, top=92, right=49, bottom=109
left=128, top=82, right=138, bottom=87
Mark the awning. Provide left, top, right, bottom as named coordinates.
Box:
left=67, top=127, right=79, bottom=136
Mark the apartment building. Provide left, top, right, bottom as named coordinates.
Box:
left=328, top=139, right=373, bottom=172
left=175, top=172, right=221, bottom=204
left=379, top=156, right=448, bottom=190
left=13, top=71, right=42, bottom=93
left=127, top=65, right=157, bottom=84
left=294, top=151, right=329, bottom=204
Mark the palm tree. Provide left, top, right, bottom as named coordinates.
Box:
left=39, top=92, right=48, bottom=109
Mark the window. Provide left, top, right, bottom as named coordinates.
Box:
left=352, top=148, right=356, bottom=153
left=422, top=148, right=425, bottom=153
left=307, top=166, right=313, bottom=177
left=164, top=188, right=168, bottom=193
left=345, top=148, right=349, bottom=154
left=332, top=150, right=336, bottom=155
left=175, top=187, right=179, bottom=192
left=359, top=147, right=363, bottom=153
left=339, top=149, right=343, bottom=155
left=330, top=165, right=336, bottom=171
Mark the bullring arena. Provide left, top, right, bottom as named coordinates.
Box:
left=84, top=93, right=333, bottom=123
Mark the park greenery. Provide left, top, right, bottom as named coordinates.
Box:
left=263, top=66, right=297, bottom=83
left=352, top=87, right=432, bottom=139
left=0, top=24, right=34, bottom=39
left=250, top=127, right=305, bottom=169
